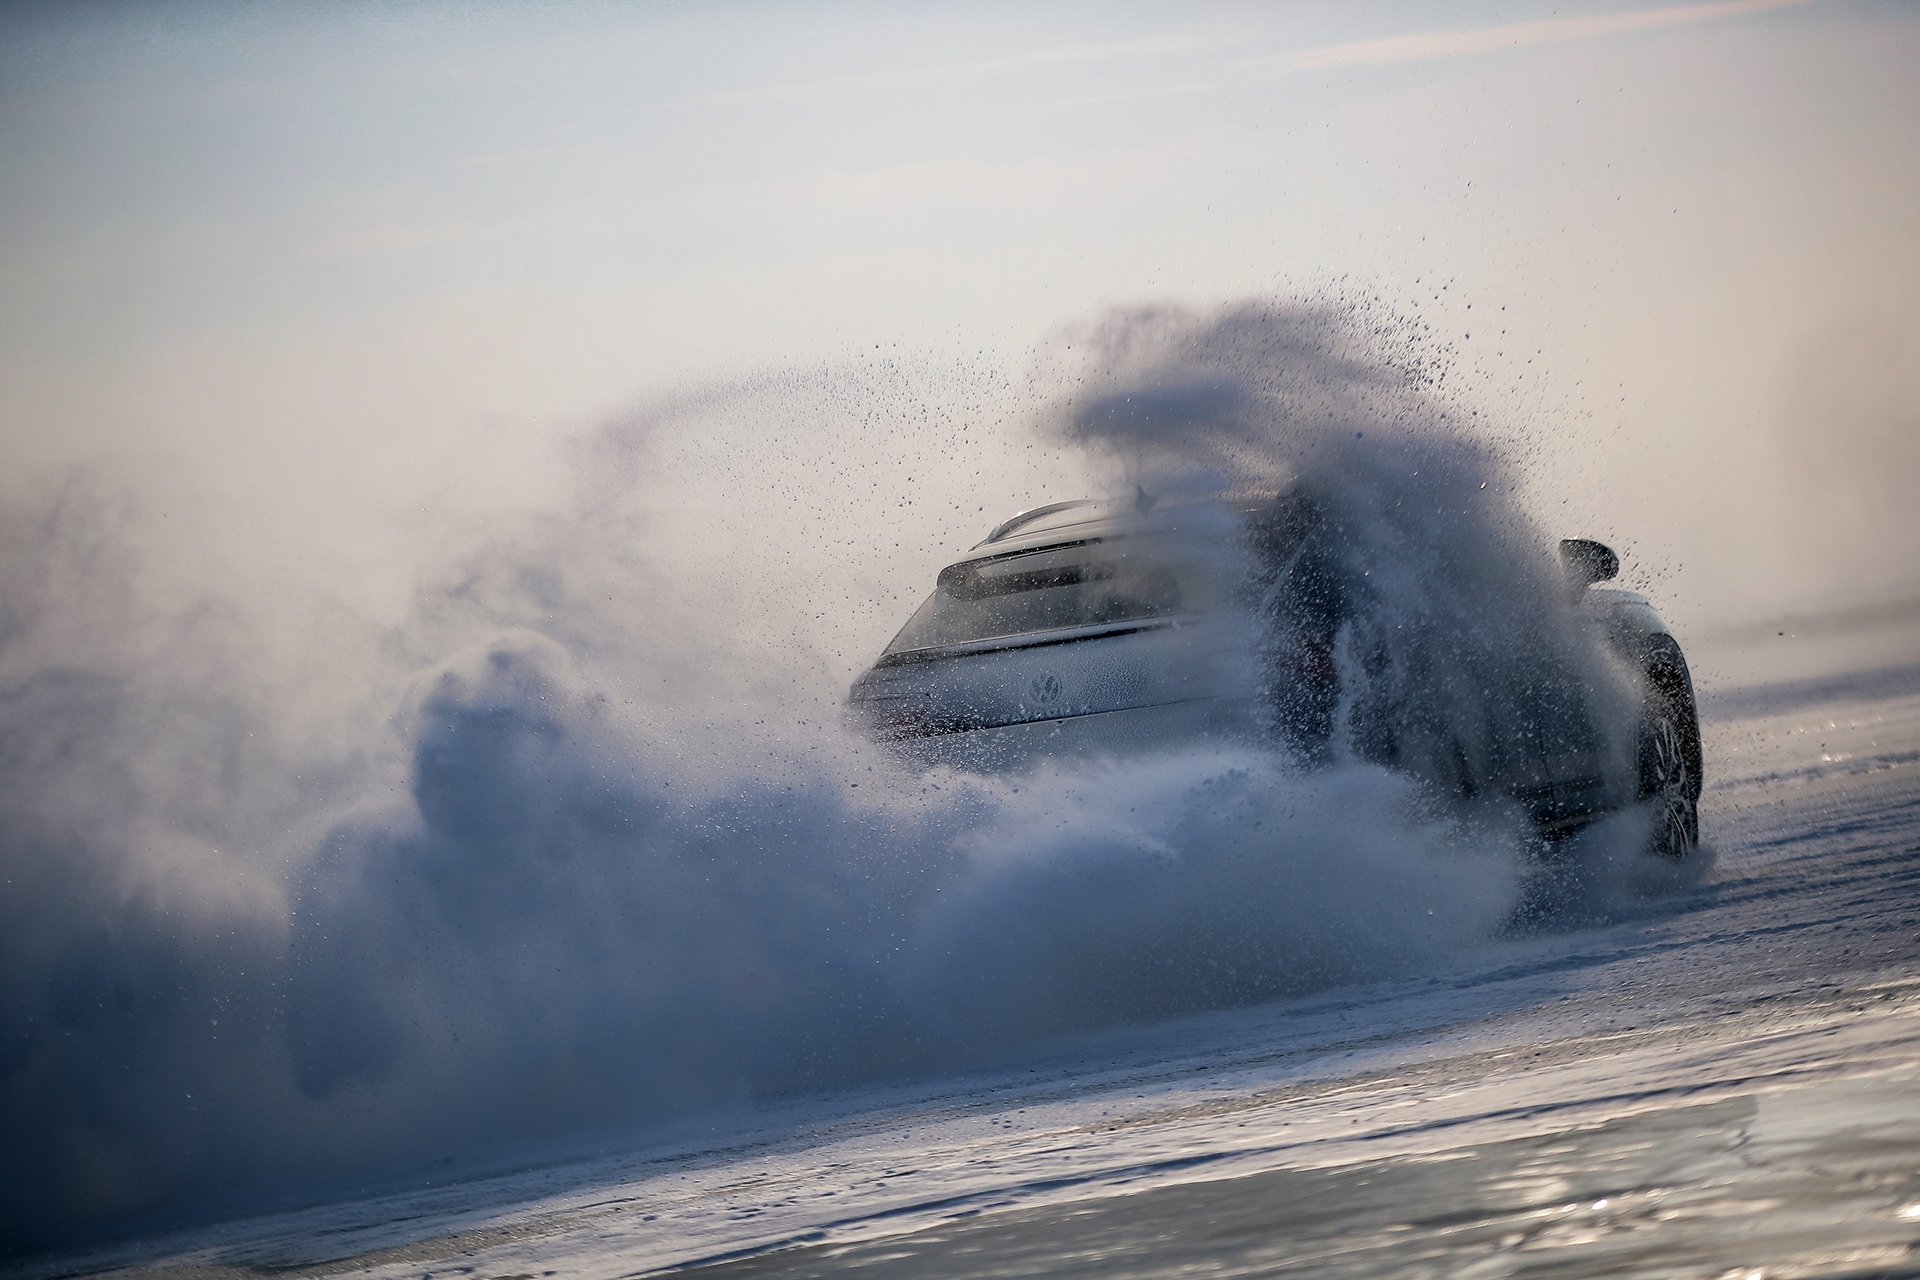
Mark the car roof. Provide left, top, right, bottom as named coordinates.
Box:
left=965, top=494, right=1281, bottom=559
left=974, top=499, right=1130, bottom=548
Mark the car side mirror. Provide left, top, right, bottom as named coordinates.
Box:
left=1559, top=538, right=1619, bottom=589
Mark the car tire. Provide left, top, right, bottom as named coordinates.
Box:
left=1638, top=638, right=1702, bottom=859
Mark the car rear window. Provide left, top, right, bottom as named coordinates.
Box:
left=884, top=537, right=1203, bottom=654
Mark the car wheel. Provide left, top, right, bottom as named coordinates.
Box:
left=1638, top=662, right=1700, bottom=859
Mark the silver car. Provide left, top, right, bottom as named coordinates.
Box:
left=849, top=495, right=1702, bottom=857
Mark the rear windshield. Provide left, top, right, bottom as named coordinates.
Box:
left=885, top=537, right=1214, bottom=654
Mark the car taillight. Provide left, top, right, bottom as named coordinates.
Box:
left=1275, top=627, right=1339, bottom=686
left=850, top=695, right=931, bottom=738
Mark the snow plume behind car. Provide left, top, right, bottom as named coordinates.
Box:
left=2, top=302, right=1645, bottom=1254
left=1037, top=302, right=1643, bottom=797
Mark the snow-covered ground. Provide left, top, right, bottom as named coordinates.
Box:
left=20, top=658, right=1920, bottom=1280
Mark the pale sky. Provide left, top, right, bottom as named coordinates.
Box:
left=2, top=0, right=1916, bottom=663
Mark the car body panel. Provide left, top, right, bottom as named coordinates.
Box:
left=855, top=615, right=1249, bottom=737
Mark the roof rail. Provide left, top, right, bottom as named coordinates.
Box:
left=981, top=499, right=1102, bottom=545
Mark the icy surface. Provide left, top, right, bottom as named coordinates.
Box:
left=19, top=663, right=1920, bottom=1280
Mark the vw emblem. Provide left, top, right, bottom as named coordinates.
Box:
left=1029, top=673, right=1063, bottom=706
